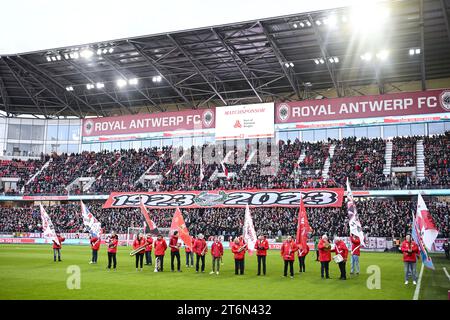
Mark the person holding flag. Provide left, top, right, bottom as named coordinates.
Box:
left=296, top=196, right=311, bottom=273
left=52, top=233, right=65, bottom=262
left=350, top=233, right=361, bottom=275
left=193, top=234, right=208, bottom=273
left=281, top=235, right=298, bottom=278
left=255, top=235, right=269, bottom=276
left=89, top=235, right=101, bottom=264
left=154, top=234, right=167, bottom=272
left=318, top=235, right=332, bottom=279
left=170, top=231, right=182, bottom=272
left=346, top=179, right=365, bottom=250
left=298, top=242, right=309, bottom=273
left=401, top=234, right=419, bottom=285
left=145, top=234, right=153, bottom=266
left=39, top=204, right=63, bottom=262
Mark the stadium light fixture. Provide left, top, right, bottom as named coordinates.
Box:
left=108, top=48, right=114, bottom=53
left=97, top=49, right=102, bottom=55
left=360, top=52, right=372, bottom=61
left=376, top=49, right=389, bottom=61
left=103, top=49, right=108, bottom=54
left=293, top=23, right=298, bottom=28
left=326, top=15, right=338, bottom=28
left=96, top=82, right=104, bottom=89
left=289, top=62, right=294, bottom=67
left=284, top=62, right=290, bottom=67
left=314, top=59, right=320, bottom=64
left=409, top=48, right=415, bottom=55
left=333, top=57, right=339, bottom=63
left=64, top=53, right=69, bottom=59
left=86, top=83, right=95, bottom=90
left=316, top=20, right=322, bottom=26
left=65, top=86, right=74, bottom=92
left=306, top=21, right=311, bottom=27
left=299, top=22, right=305, bottom=28
left=80, top=49, right=94, bottom=59
left=51, top=56, right=57, bottom=61
left=319, top=58, right=325, bottom=64
left=46, top=56, right=52, bottom=62
left=117, top=79, right=127, bottom=87
left=415, top=48, right=421, bottom=54
left=129, top=78, right=138, bottom=85
left=350, top=4, right=390, bottom=34
left=328, top=57, right=334, bottom=63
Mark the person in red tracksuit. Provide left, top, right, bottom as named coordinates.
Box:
left=231, top=237, right=247, bottom=275
left=154, top=234, right=167, bottom=272
left=210, top=236, right=224, bottom=275
left=170, top=231, right=182, bottom=272
left=255, top=235, right=269, bottom=276
left=350, top=234, right=361, bottom=275
left=333, top=237, right=349, bottom=280
left=52, top=234, right=65, bottom=262
left=401, top=234, right=419, bottom=285
left=145, top=234, right=153, bottom=266
left=297, top=242, right=310, bottom=273
left=133, top=233, right=146, bottom=271
left=90, top=236, right=101, bottom=264
left=185, top=236, right=194, bottom=268
left=281, top=236, right=298, bottom=278
left=318, top=235, right=332, bottom=279
left=107, top=233, right=118, bottom=271
left=193, top=234, right=208, bottom=273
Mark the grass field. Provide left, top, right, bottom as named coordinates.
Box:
left=0, top=245, right=449, bottom=300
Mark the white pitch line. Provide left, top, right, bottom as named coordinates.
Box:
left=413, top=263, right=424, bottom=300
left=443, top=267, right=450, bottom=281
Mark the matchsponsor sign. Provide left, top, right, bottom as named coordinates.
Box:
left=215, top=103, right=274, bottom=140
left=103, top=188, right=344, bottom=209
left=82, top=108, right=215, bottom=137
left=276, top=89, right=450, bottom=124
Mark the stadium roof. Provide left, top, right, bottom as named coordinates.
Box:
left=0, top=0, right=449, bottom=118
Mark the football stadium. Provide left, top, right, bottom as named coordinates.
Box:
left=0, top=0, right=450, bottom=304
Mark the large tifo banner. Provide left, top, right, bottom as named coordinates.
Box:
left=103, top=188, right=344, bottom=209
left=275, top=89, right=450, bottom=124
left=81, top=108, right=215, bottom=140
left=215, top=103, right=274, bottom=140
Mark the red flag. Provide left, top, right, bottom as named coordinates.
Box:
left=170, top=208, right=192, bottom=250
left=296, top=197, right=311, bottom=251
left=139, top=198, right=159, bottom=234
left=221, top=162, right=229, bottom=180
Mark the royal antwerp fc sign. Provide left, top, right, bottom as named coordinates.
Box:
left=82, top=108, right=215, bottom=137
left=276, top=89, right=450, bottom=124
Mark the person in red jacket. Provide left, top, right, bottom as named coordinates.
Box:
left=210, top=236, right=224, bottom=275
left=231, top=237, right=247, bottom=275
left=145, top=234, right=153, bottom=266
left=133, top=233, right=146, bottom=271
left=350, top=234, right=361, bottom=275
left=333, top=237, right=349, bottom=280
left=401, top=234, right=419, bottom=285
left=89, top=235, right=101, bottom=264
left=185, top=236, right=194, bottom=268
left=318, top=235, right=332, bottom=279
left=107, top=233, right=118, bottom=271
left=170, top=231, right=182, bottom=272
left=154, top=234, right=167, bottom=272
left=52, top=233, right=65, bottom=262
left=255, top=235, right=269, bottom=276
left=281, top=236, right=298, bottom=278
left=297, top=242, right=310, bottom=273
left=193, top=234, right=208, bottom=273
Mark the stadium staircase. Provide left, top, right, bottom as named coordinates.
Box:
left=297, top=149, right=306, bottom=164
left=321, top=144, right=335, bottom=179
left=21, top=158, right=52, bottom=193
left=241, top=150, right=257, bottom=171
left=416, top=139, right=425, bottom=180
left=383, top=140, right=393, bottom=175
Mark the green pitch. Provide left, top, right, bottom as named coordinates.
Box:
left=0, top=245, right=449, bottom=300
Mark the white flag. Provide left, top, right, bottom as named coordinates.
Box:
left=243, top=205, right=257, bottom=255
left=416, top=194, right=439, bottom=251
left=39, top=204, right=60, bottom=246
left=80, top=201, right=102, bottom=238
left=346, top=178, right=365, bottom=246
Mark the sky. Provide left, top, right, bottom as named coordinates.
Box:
left=0, top=0, right=368, bottom=55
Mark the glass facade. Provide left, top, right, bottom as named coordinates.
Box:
left=0, top=117, right=448, bottom=156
